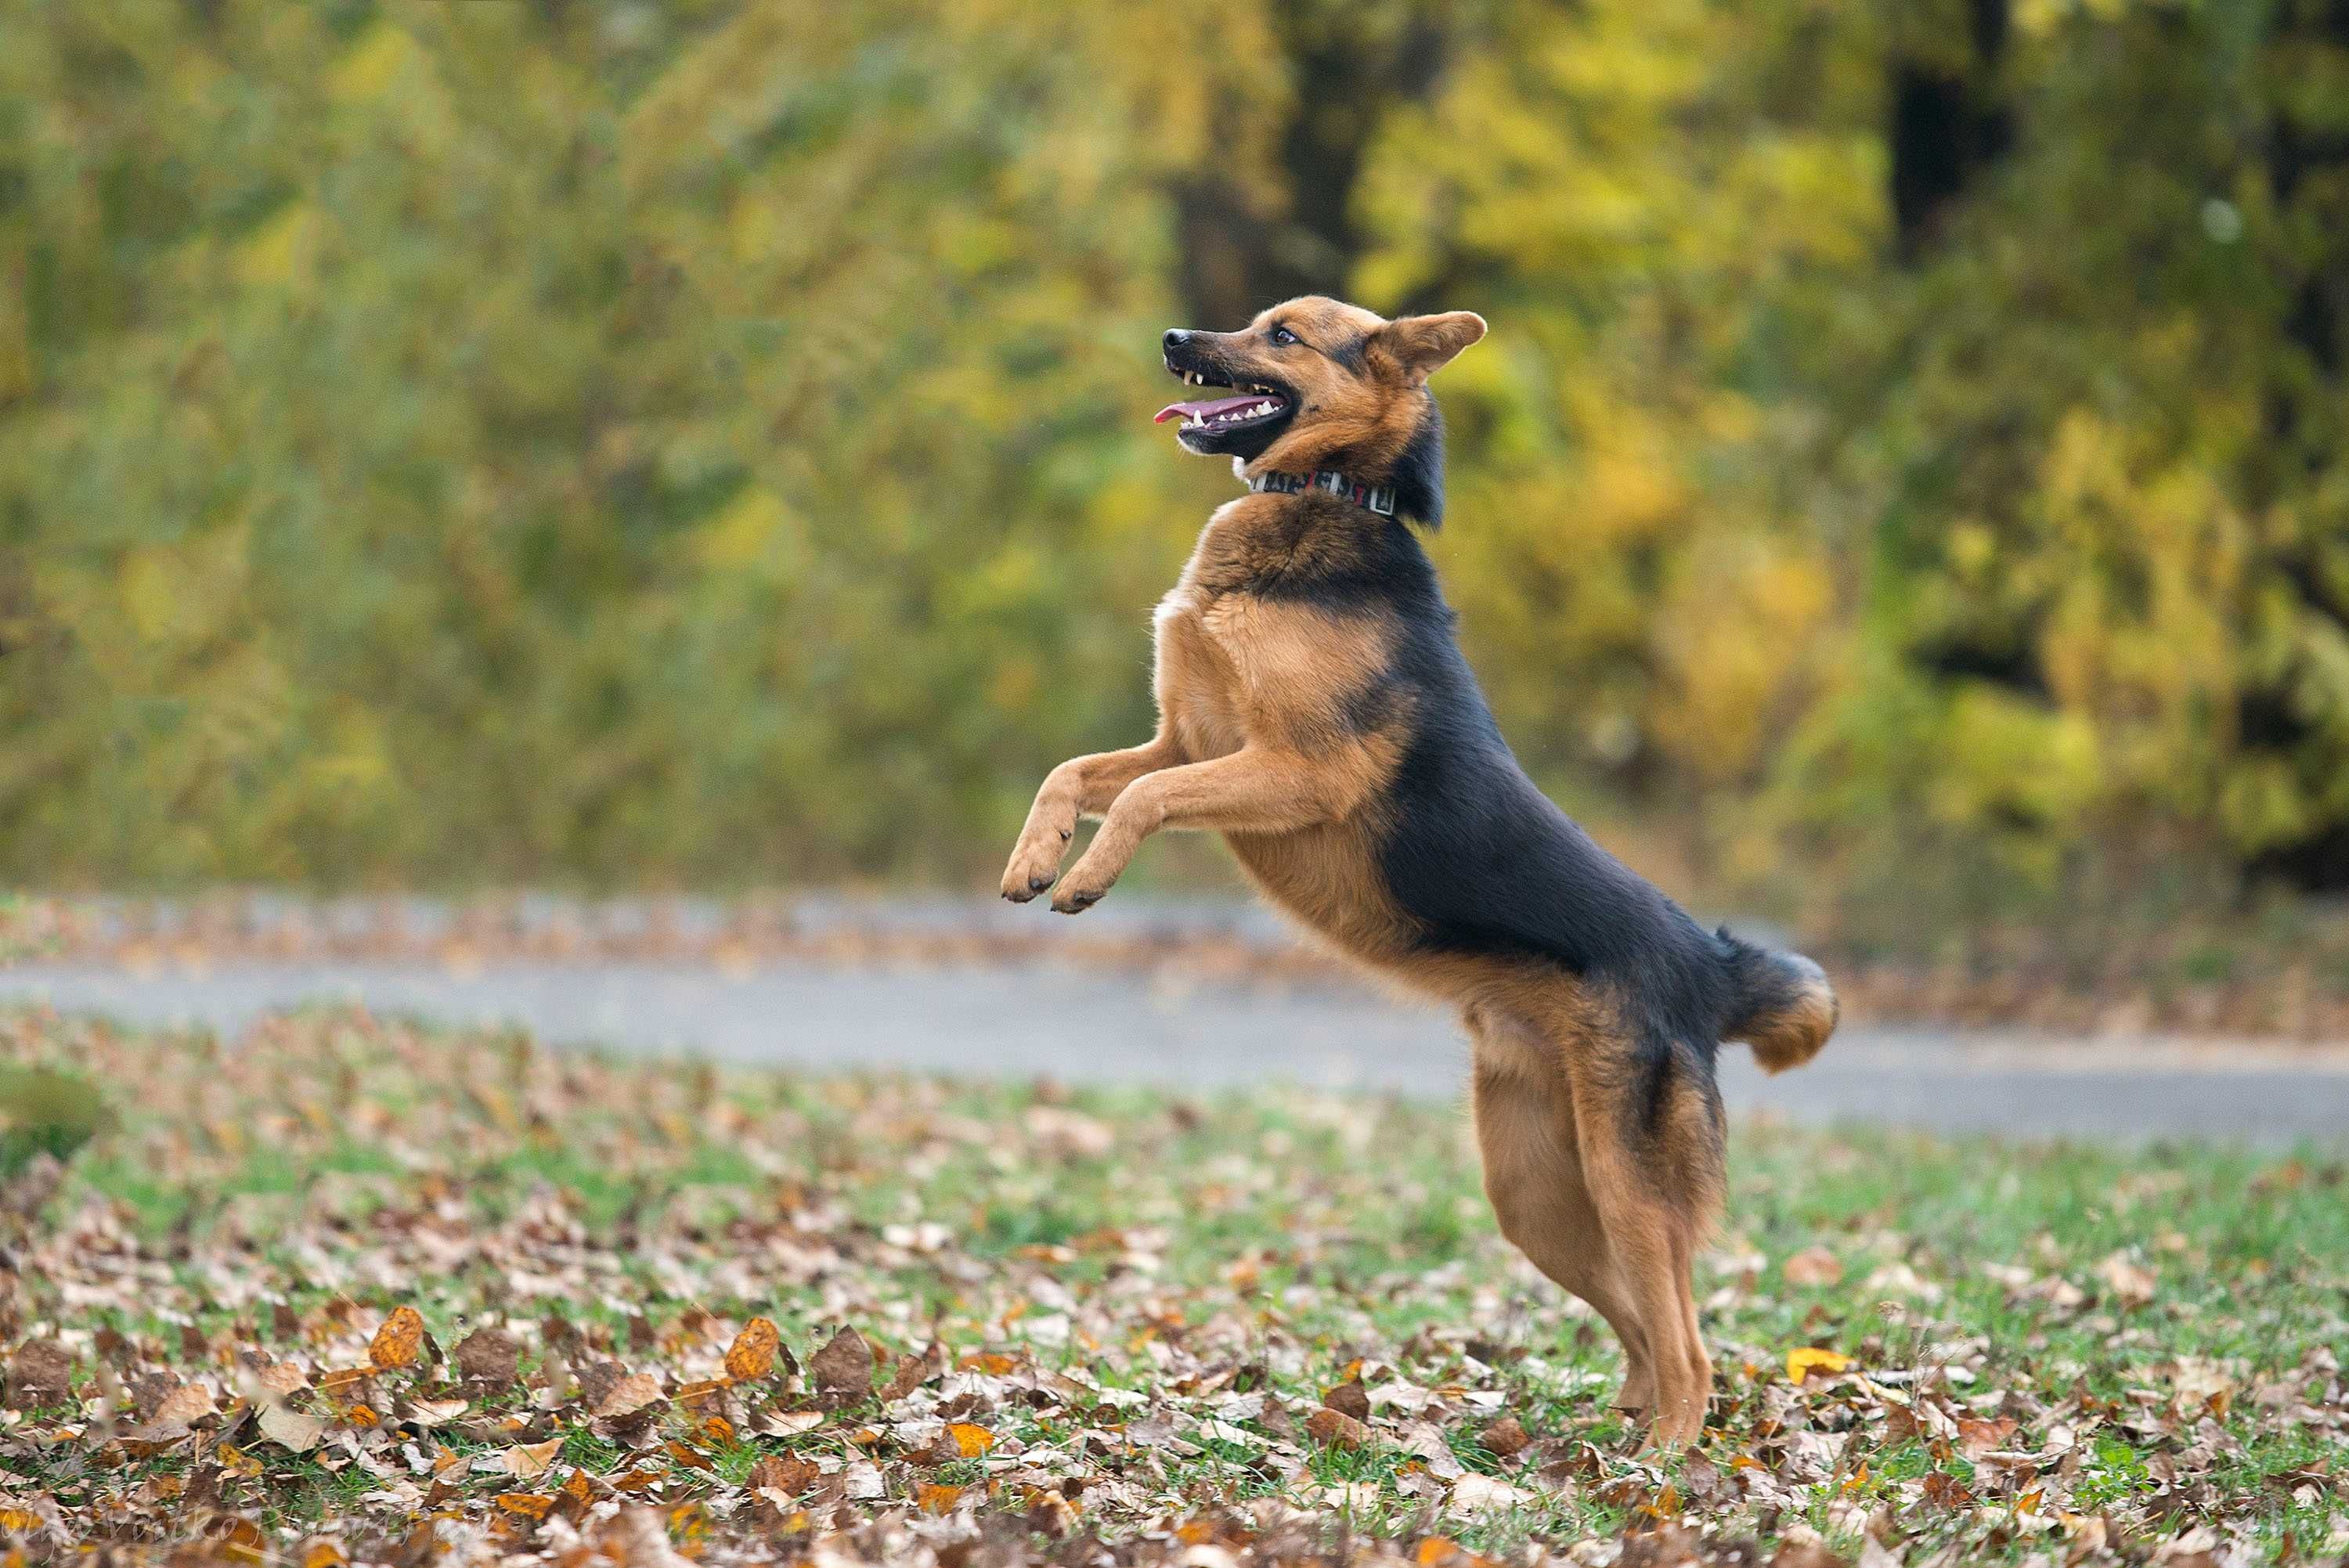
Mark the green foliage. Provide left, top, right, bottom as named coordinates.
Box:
left=0, top=1065, right=106, bottom=1181
left=1, top=0, right=2344, bottom=915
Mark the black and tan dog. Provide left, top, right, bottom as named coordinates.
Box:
left=1001, top=296, right=1836, bottom=1443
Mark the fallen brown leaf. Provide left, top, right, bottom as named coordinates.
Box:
left=1479, top=1415, right=1530, bottom=1457
left=257, top=1401, right=325, bottom=1453
left=1305, top=1406, right=1370, bottom=1448
left=453, top=1328, right=521, bottom=1386
left=5, top=1339, right=74, bottom=1407
left=502, top=1436, right=564, bottom=1479
left=1322, top=1378, right=1371, bottom=1421
left=810, top=1326, right=874, bottom=1398
left=1784, top=1245, right=1844, bottom=1287
left=593, top=1371, right=664, bottom=1420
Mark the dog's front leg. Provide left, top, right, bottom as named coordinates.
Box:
left=1001, top=738, right=1182, bottom=901
left=1049, top=748, right=1338, bottom=913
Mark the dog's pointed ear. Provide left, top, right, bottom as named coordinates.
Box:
left=1373, top=311, right=1486, bottom=381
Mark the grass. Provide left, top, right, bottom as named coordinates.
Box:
left=0, top=1005, right=2343, bottom=1565
left=0, top=1064, right=106, bottom=1181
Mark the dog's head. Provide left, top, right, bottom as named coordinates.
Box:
left=1156, top=296, right=1485, bottom=520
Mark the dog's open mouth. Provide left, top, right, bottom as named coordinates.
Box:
left=1153, top=377, right=1291, bottom=432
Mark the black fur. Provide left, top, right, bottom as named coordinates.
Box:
left=1388, top=397, right=1446, bottom=527
left=1247, top=469, right=1786, bottom=1151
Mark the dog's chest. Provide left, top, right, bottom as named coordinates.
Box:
left=1151, top=584, right=1250, bottom=760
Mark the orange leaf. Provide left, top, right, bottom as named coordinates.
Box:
left=1786, top=1346, right=1851, bottom=1383
left=915, top=1483, right=963, bottom=1515
left=947, top=1422, right=996, bottom=1458
left=370, top=1307, right=426, bottom=1372
left=496, top=1494, right=554, bottom=1520
left=723, top=1317, right=781, bottom=1383
left=300, top=1542, right=346, bottom=1568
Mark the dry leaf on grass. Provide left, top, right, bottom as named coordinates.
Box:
left=810, top=1325, right=874, bottom=1397
left=256, top=1402, right=325, bottom=1453
left=368, top=1306, right=426, bottom=1372
left=723, top=1315, right=781, bottom=1382
left=748, top=1453, right=820, bottom=1497
left=593, top=1371, right=664, bottom=1420
left=1304, top=1406, right=1370, bottom=1448
left=453, top=1327, right=521, bottom=1386
left=1479, top=1415, right=1530, bottom=1457
left=501, top=1436, right=564, bottom=1479
left=5, top=1339, right=74, bottom=1407
left=1784, top=1245, right=1844, bottom=1286
left=2095, top=1249, right=2157, bottom=1309
left=150, top=1381, right=215, bottom=1426
left=1322, top=1378, right=1371, bottom=1421
left=1787, top=1346, right=1852, bottom=1383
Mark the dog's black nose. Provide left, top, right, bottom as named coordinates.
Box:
left=1163, top=329, right=1190, bottom=351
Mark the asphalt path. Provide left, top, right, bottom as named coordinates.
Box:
left=3, top=957, right=2344, bottom=1144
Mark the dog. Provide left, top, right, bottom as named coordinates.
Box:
left=1000, top=296, right=1836, bottom=1443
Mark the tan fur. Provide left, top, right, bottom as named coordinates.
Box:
left=1743, top=973, right=1838, bottom=1073
left=1004, top=296, right=1730, bottom=1445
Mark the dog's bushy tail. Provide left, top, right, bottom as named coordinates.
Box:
left=1718, top=929, right=1838, bottom=1073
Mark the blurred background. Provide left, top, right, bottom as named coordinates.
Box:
left=3, top=0, right=2349, bottom=1050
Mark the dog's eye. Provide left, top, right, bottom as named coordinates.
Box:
left=1269, top=326, right=1298, bottom=347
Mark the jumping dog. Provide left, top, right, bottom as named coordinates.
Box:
left=1001, top=296, right=1836, bottom=1443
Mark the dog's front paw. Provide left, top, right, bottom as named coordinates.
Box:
left=999, top=830, right=1072, bottom=903
left=1048, top=857, right=1118, bottom=914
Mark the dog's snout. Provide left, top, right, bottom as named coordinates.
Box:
left=1162, top=329, right=1191, bottom=352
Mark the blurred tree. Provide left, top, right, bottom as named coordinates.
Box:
left=1889, top=0, right=2012, bottom=257
left=1166, top=0, right=1470, bottom=325
left=0, top=0, right=2344, bottom=925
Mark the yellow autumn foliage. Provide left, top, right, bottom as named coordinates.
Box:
left=0, top=0, right=2342, bottom=920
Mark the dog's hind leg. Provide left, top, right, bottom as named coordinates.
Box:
left=1465, top=1005, right=1657, bottom=1416
left=1561, top=1026, right=1727, bottom=1447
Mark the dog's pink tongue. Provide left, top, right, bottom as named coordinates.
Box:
left=1153, top=393, right=1263, bottom=425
